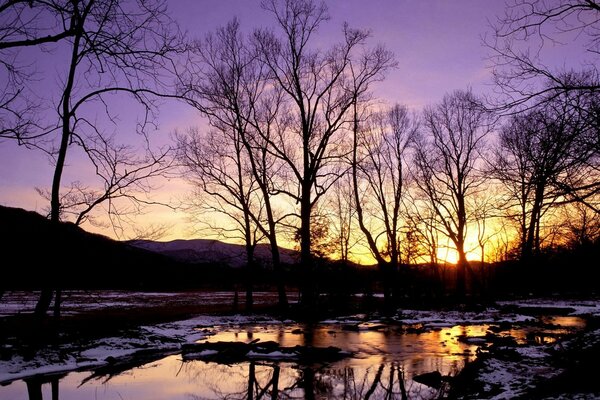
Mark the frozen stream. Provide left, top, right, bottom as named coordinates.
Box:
left=0, top=291, right=597, bottom=399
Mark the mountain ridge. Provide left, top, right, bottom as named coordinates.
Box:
left=129, top=238, right=299, bottom=267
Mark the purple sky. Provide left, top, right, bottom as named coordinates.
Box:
left=0, top=0, right=581, bottom=240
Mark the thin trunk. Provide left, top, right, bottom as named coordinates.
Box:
left=270, top=237, right=288, bottom=310
left=53, top=289, right=61, bottom=319
left=351, top=101, right=391, bottom=305
left=456, top=247, right=468, bottom=297
left=26, top=379, right=42, bottom=400
left=386, top=363, right=395, bottom=400
left=51, top=12, right=82, bottom=224
left=397, top=365, right=408, bottom=400
left=271, top=365, right=280, bottom=400
left=247, top=361, right=255, bottom=399
left=34, top=289, right=53, bottom=317
left=300, top=181, right=314, bottom=307
left=245, top=243, right=254, bottom=313
left=523, top=185, right=545, bottom=261
left=379, top=262, right=392, bottom=307
left=51, top=378, right=59, bottom=400
left=42, top=15, right=84, bottom=318
left=302, top=366, right=315, bottom=400
left=364, top=364, right=384, bottom=400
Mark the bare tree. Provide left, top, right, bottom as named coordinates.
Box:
left=327, top=174, right=357, bottom=262
left=493, top=91, right=598, bottom=260
left=561, top=201, right=600, bottom=247
left=414, top=90, right=492, bottom=296
left=352, top=104, right=417, bottom=304
left=1, top=0, right=185, bottom=317
left=0, top=0, right=80, bottom=143
left=488, top=0, right=600, bottom=110
left=177, top=126, right=262, bottom=311
left=36, top=136, right=173, bottom=234
left=181, top=19, right=289, bottom=309
left=254, top=0, right=394, bottom=306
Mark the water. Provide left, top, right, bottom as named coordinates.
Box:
left=0, top=291, right=589, bottom=399
left=1, top=324, right=479, bottom=399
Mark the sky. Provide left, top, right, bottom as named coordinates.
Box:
left=0, top=0, right=579, bottom=250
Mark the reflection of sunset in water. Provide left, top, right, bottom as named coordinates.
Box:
left=0, top=317, right=586, bottom=399
left=205, top=323, right=480, bottom=379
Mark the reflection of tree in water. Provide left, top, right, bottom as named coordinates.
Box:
left=185, top=361, right=294, bottom=400
left=183, top=360, right=448, bottom=399
left=25, top=375, right=61, bottom=400
left=311, top=362, right=445, bottom=400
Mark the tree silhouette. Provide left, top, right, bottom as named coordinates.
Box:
left=1, top=0, right=186, bottom=317
left=414, top=90, right=492, bottom=295
left=181, top=19, right=289, bottom=309
left=493, top=91, right=598, bottom=260
left=488, top=0, right=600, bottom=110
left=352, top=104, right=418, bottom=305
left=254, top=0, right=394, bottom=306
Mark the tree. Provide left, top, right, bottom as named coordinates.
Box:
left=488, top=0, right=600, bottom=110
left=254, top=0, right=394, bottom=306
left=328, top=174, right=356, bottom=262
left=493, top=92, right=598, bottom=260
left=181, top=19, right=288, bottom=309
left=352, top=104, right=417, bottom=304
left=414, top=90, right=492, bottom=295
left=35, top=136, right=173, bottom=235
left=0, top=1, right=79, bottom=143
left=1, top=0, right=185, bottom=316
left=177, top=127, right=262, bottom=311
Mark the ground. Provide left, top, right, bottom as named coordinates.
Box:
left=0, top=291, right=598, bottom=399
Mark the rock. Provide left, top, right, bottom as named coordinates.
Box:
left=341, top=324, right=359, bottom=331
left=182, top=341, right=350, bottom=363
left=291, top=328, right=303, bottom=334
left=413, top=371, right=443, bottom=388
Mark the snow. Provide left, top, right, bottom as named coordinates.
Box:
left=2, top=292, right=598, bottom=396
left=0, top=312, right=290, bottom=384
left=395, top=309, right=535, bottom=328
left=246, top=350, right=296, bottom=359
left=497, top=298, right=600, bottom=317
left=188, top=349, right=219, bottom=357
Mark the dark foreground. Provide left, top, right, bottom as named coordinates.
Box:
left=0, top=291, right=598, bottom=399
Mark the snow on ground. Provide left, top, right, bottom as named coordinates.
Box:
left=1, top=293, right=598, bottom=395
left=497, top=298, right=600, bottom=317
left=395, top=309, right=535, bottom=327
left=0, top=290, right=293, bottom=316
left=0, top=313, right=281, bottom=384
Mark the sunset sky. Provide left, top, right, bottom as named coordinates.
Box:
left=0, top=0, right=586, bottom=258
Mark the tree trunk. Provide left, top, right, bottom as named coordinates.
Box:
left=51, top=378, right=59, bottom=400
left=456, top=249, right=468, bottom=297
left=302, top=366, right=315, bottom=400
left=26, top=379, right=42, bottom=400
left=299, top=182, right=314, bottom=308
left=270, top=240, right=288, bottom=310
left=35, top=289, right=54, bottom=317
left=364, top=364, right=384, bottom=400
left=247, top=361, right=255, bottom=399
left=53, top=289, right=62, bottom=319
left=245, top=245, right=254, bottom=313
left=271, top=365, right=280, bottom=400
left=378, top=261, right=395, bottom=308
left=43, top=20, right=83, bottom=319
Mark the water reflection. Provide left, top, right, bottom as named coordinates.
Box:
left=0, top=318, right=585, bottom=400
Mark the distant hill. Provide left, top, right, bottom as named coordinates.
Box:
left=129, top=239, right=299, bottom=267
left=0, top=206, right=209, bottom=289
